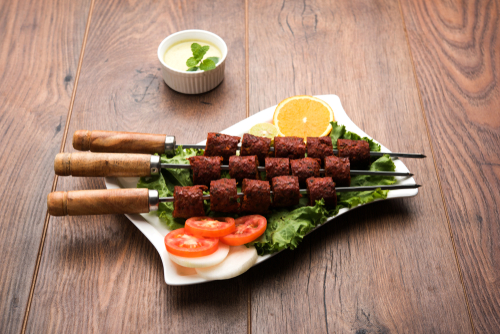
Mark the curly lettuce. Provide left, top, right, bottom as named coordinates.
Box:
left=137, top=146, right=203, bottom=230
left=330, top=121, right=380, bottom=151
left=137, top=126, right=398, bottom=255
left=250, top=200, right=329, bottom=254
left=252, top=154, right=395, bottom=255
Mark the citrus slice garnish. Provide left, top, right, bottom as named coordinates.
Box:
left=249, top=123, right=279, bottom=140
left=273, top=95, right=334, bottom=139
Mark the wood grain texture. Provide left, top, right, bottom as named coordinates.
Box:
left=400, top=0, right=500, bottom=332
left=73, top=130, right=167, bottom=154
left=248, top=0, right=472, bottom=332
left=0, top=0, right=90, bottom=332
left=27, top=0, right=248, bottom=332
left=47, top=189, right=150, bottom=216
left=54, top=152, right=152, bottom=177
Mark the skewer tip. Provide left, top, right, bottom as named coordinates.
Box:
left=409, top=173, right=414, bottom=177
left=416, top=184, right=422, bottom=188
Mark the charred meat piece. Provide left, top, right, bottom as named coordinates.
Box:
left=241, top=179, right=271, bottom=213
left=173, top=185, right=207, bottom=218
left=324, top=155, right=351, bottom=187
left=290, top=157, right=321, bottom=184
left=306, top=136, right=334, bottom=162
left=337, top=139, right=370, bottom=169
left=204, top=133, right=241, bottom=163
left=229, top=155, right=260, bottom=181
left=240, top=133, right=271, bottom=165
left=210, top=179, right=240, bottom=213
left=274, top=136, right=306, bottom=159
left=188, top=156, right=223, bottom=187
left=272, top=175, right=300, bottom=207
left=306, top=177, right=337, bottom=208
left=265, top=157, right=290, bottom=180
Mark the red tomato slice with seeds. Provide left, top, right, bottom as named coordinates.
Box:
left=220, top=215, right=267, bottom=246
left=164, top=228, right=218, bottom=258
left=185, top=216, right=236, bottom=238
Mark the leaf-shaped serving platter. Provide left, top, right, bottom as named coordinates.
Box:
left=105, top=95, right=417, bottom=285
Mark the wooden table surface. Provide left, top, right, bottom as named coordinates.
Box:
left=1, top=0, right=498, bottom=333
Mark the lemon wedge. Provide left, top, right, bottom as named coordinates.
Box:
left=249, top=123, right=278, bottom=141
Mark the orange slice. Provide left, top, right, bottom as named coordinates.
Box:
left=273, top=95, right=334, bottom=139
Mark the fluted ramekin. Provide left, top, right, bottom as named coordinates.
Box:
left=157, top=30, right=227, bottom=94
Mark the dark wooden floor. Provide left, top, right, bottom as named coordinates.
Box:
left=1, top=0, right=498, bottom=333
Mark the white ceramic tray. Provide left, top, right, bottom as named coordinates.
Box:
left=105, top=94, right=417, bottom=285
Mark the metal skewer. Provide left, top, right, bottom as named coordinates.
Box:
left=72, top=130, right=426, bottom=159
left=47, top=184, right=422, bottom=216
left=178, top=144, right=426, bottom=159
left=161, top=163, right=413, bottom=177
left=158, top=184, right=422, bottom=202
left=364, top=151, right=426, bottom=159
left=54, top=153, right=415, bottom=178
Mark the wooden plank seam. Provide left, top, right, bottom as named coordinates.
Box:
left=245, top=0, right=251, bottom=333
left=20, top=0, right=96, bottom=333
left=396, top=0, right=476, bottom=333
left=245, top=0, right=250, bottom=120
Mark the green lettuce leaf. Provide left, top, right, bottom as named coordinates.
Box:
left=330, top=121, right=346, bottom=149
left=330, top=121, right=381, bottom=151
left=337, top=154, right=396, bottom=207
left=137, top=146, right=203, bottom=230
left=160, top=146, right=203, bottom=187
left=137, top=126, right=400, bottom=255
left=137, top=172, right=184, bottom=230
left=137, top=169, right=169, bottom=197
left=252, top=154, right=396, bottom=255
left=251, top=200, right=329, bottom=255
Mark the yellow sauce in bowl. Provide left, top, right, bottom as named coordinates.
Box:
left=164, top=40, right=222, bottom=71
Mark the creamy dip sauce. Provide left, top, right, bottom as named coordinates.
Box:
left=164, top=40, right=222, bottom=71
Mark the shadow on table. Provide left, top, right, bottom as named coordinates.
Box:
left=50, top=196, right=412, bottom=326
left=246, top=198, right=413, bottom=289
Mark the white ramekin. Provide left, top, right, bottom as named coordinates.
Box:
left=157, top=30, right=227, bottom=94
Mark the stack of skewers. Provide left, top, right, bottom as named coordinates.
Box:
left=47, top=130, right=423, bottom=217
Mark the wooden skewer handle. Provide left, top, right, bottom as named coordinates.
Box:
left=73, top=130, right=167, bottom=154
left=54, top=152, right=154, bottom=177
left=47, top=188, right=151, bottom=216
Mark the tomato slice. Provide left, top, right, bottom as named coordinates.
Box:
left=185, top=216, right=236, bottom=237
left=164, top=228, right=218, bottom=258
left=220, top=215, right=267, bottom=246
